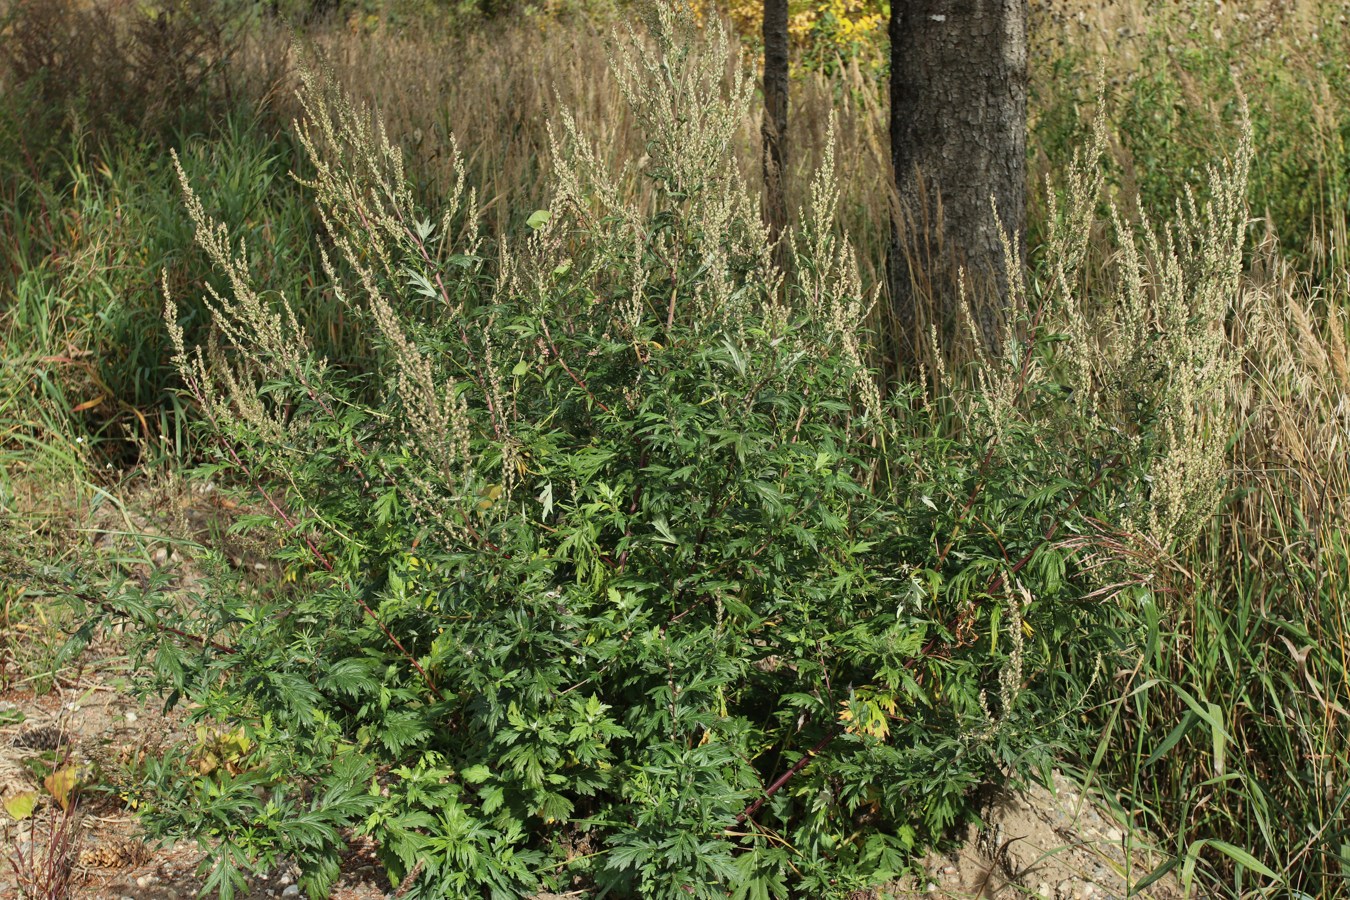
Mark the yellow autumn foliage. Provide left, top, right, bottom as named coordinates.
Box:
left=718, top=0, right=885, bottom=64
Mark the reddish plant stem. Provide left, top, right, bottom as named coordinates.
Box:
left=398, top=221, right=504, bottom=441
left=616, top=449, right=650, bottom=572
left=541, top=319, right=613, bottom=417
left=736, top=727, right=840, bottom=824
left=986, top=452, right=1122, bottom=597
left=210, top=437, right=447, bottom=701
left=215, top=438, right=333, bottom=572
left=350, top=591, right=445, bottom=701
left=97, top=600, right=236, bottom=655
left=935, top=304, right=1050, bottom=569
left=173, top=218, right=458, bottom=700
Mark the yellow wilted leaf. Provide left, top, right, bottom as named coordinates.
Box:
left=858, top=702, right=890, bottom=740
left=44, top=766, right=80, bottom=811
left=4, top=790, right=38, bottom=821
left=196, top=750, right=220, bottom=776
left=839, top=692, right=895, bottom=740
left=221, top=728, right=251, bottom=758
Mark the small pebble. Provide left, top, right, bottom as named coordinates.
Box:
left=1105, top=828, right=1123, bottom=842
left=282, top=885, right=301, bottom=898
left=136, top=874, right=155, bottom=888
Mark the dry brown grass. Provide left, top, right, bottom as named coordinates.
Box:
left=301, top=15, right=894, bottom=263
left=0, top=0, right=248, bottom=131
left=217, top=12, right=907, bottom=362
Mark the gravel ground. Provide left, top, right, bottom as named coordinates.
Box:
left=893, top=770, right=1183, bottom=899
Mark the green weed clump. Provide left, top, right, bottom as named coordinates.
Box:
left=68, top=5, right=1260, bottom=898
left=1031, top=0, right=1350, bottom=281
left=1081, top=251, right=1350, bottom=898
left=1029, top=5, right=1350, bottom=892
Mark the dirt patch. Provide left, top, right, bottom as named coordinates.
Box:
left=894, top=770, right=1182, bottom=899
left=1, top=478, right=389, bottom=900
left=71, top=835, right=391, bottom=900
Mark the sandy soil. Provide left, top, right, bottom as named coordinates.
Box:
left=894, top=771, right=1183, bottom=899
left=0, top=676, right=390, bottom=900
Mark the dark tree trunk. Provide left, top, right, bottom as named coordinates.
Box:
left=762, top=0, right=790, bottom=257
left=888, top=0, right=1028, bottom=367
left=305, top=0, right=339, bottom=23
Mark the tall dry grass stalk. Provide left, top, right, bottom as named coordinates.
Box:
left=1236, top=242, right=1350, bottom=534
left=1088, top=227, right=1350, bottom=894
left=1217, top=254, right=1346, bottom=890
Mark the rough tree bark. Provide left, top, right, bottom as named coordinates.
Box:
left=889, top=0, right=1028, bottom=367
left=762, top=0, right=790, bottom=256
